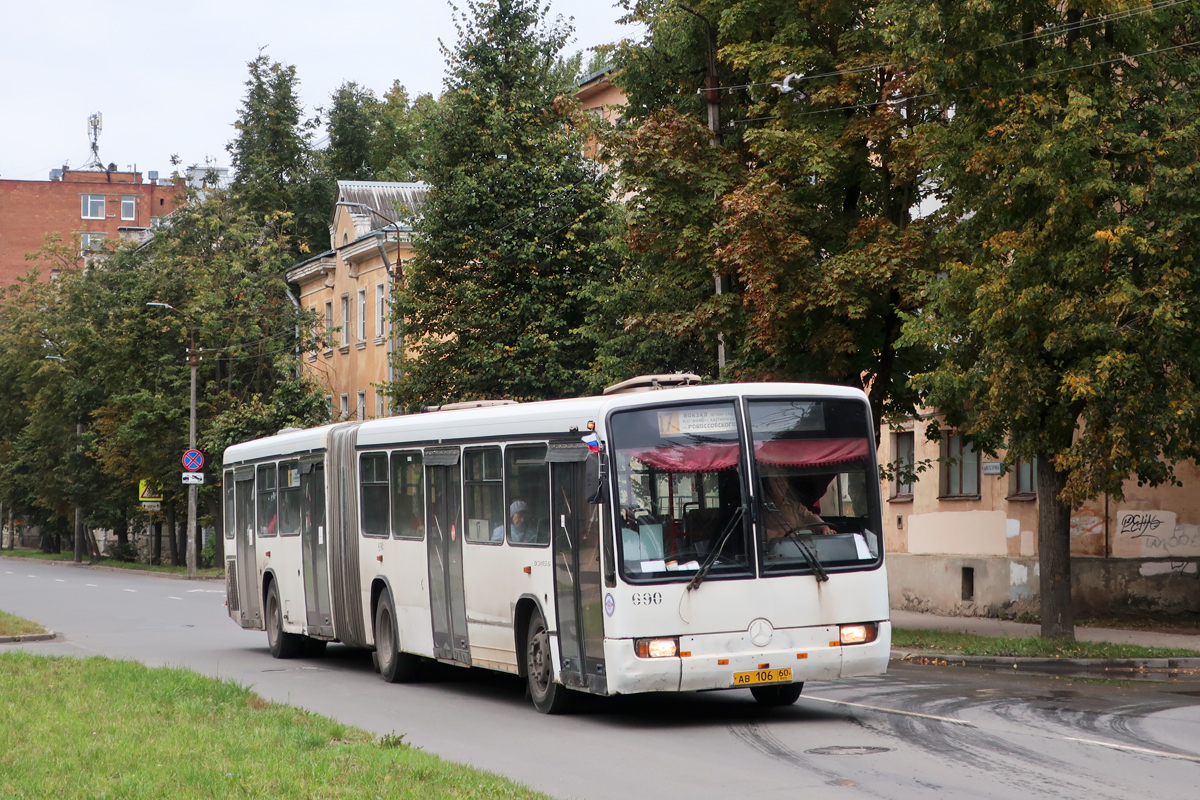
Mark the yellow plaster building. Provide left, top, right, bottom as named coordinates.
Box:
left=287, top=181, right=427, bottom=421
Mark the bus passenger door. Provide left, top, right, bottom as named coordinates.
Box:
left=233, top=468, right=262, bottom=629
left=426, top=450, right=470, bottom=665
left=551, top=460, right=608, bottom=693
left=301, top=459, right=334, bottom=638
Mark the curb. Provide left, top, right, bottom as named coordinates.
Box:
left=891, top=649, right=1200, bottom=675
left=0, top=632, right=56, bottom=644
left=0, top=554, right=222, bottom=581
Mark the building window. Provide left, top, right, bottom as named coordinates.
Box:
left=324, top=301, right=334, bottom=349
left=81, top=194, right=105, bottom=219
left=79, top=233, right=105, bottom=255
left=375, top=283, right=386, bottom=339
left=892, top=431, right=915, bottom=498
left=357, top=288, right=367, bottom=342
left=325, top=395, right=334, bottom=420
left=940, top=433, right=980, bottom=498
left=340, top=295, right=350, bottom=347
left=1010, top=458, right=1038, bottom=498
left=376, top=393, right=386, bottom=419
left=356, top=390, right=366, bottom=420
left=121, top=196, right=136, bottom=221
left=340, top=393, right=349, bottom=419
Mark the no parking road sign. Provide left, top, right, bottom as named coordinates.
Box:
left=182, top=449, right=204, bottom=471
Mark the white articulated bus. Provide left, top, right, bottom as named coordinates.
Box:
left=223, top=380, right=891, bottom=712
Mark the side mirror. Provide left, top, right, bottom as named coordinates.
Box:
left=585, top=448, right=607, bottom=505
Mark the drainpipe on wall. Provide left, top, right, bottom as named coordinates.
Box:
left=1104, top=493, right=1110, bottom=557
left=284, top=286, right=302, bottom=380
left=373, top=233, right=397, bottom=413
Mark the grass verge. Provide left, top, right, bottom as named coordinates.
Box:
left=892, top=628, right=1200, bottom=659
left=0, top=609, right=46, bottom=637
left=0, top=652, right=549, bottom=799
left=1, top=548, right=223, bottom=578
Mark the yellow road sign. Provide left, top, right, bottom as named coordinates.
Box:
left=139, top=479, right=163, bottom=503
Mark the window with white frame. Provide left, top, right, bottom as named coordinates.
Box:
left=356, top=390, right=366, bottom=420
left=340, top=295, right=350, bottom=347
left=375, top=392, right=386, bottom=418
left=325, top=395, right=334, bottom=420
left=892, top=431, right=915, bottom=498
left=121, top=196, right=136, bottom=221
left=324, top=301, right=334, bottom=349
left=339, top=393, right=349, bottom=419
left=79, top=232, right=105, bottom=254
left=81, top=194, right=105, bottom=219
left=357, top=288, right=367, bottom=342
left=375, top=282, right=386, bottom=339
left=939, top=433, right=980, bottom=498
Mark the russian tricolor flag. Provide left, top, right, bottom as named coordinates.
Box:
left=582, top=432, right=600, bottom=453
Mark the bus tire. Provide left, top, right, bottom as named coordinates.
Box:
left=526, top=610, right=571, bottom=714
left=375, top=592, right=420, bottom=683
left=266, top=581, right=302, bottom=659
left=751, top=682, right=804, bottom=707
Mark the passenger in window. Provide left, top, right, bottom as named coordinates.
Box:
left=763, top=474, right=836, bottom=538
left=497, top=500, right=537, bottom=543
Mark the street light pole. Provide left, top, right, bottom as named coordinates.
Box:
left=148, top=302, right=198, bottom=578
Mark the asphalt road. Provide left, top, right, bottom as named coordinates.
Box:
left=4, top=557, right=1200, bottom=799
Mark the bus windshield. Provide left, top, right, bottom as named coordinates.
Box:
left=610, top=402, right=751, bottom=583
left=748, top=399, right=882, bottom=575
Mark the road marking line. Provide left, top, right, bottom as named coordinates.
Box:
left=86, top=584, right=97, bottom=587
left=55, top=579, right=65, bottom=582
left=123, top=589, right=136, bottom=593
left=168, top=596, right=182, bottom=600
left=802, top=695, right=976, bottom=727
left=1063, top=737, right=1200, bottom=763
left=186, top=589, right=223, bottom=593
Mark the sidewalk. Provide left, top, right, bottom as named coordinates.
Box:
left=891, top=609, right=1200, bottom=653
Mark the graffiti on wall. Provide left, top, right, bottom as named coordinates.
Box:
left=1112, top=510, right=1200, bottom=558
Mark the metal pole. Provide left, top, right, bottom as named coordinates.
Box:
left=74, top=421, right=84, bottom=564
left=186, top=339, right=198, bottom=578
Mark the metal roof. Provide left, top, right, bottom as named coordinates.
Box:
left=335, top=181, right=428, bottom=239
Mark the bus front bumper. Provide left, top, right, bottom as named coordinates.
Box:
left=601, top=621, right=891, bottom=695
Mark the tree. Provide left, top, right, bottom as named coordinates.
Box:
left=599, top=0, right=940, bottom=431
left=227, top=54, right=331, bottom=252
left=393, top=0, right=617, bottom=408
left=324, top=82, right=382, bottom=181
left=892, top=0, right=1200, bottom=638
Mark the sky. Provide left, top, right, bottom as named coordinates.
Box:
left=0, top=1, right=638, bottom=182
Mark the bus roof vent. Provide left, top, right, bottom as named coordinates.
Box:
left=276, top=426, right=304, bottom=435
left=421, top=399, right=519, bottom=413
left=603, top=373, right=703, bottom=395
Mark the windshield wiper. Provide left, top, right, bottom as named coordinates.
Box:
left=686, top=506, right=744, bottom=592
left=762, top=501, right=829, bottom=582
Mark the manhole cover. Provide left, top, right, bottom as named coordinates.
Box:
left=806, top=746, right=892, bottom=756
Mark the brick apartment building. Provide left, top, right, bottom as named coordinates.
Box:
left=0, top=167, right=185, bottom=286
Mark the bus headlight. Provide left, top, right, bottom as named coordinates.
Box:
left=635, top=637, right=679, bottom=658
left=839, top=623, right=878, bottom=645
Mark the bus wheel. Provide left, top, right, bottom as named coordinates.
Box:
left=526, top=610, right=570, bottom=714
left=751, top=682, right=804, bottom=707
left=266, top=582, right=302, bottom=659
left=375, top=592, right=420, bottom=683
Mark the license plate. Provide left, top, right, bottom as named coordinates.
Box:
left=733, top=667, right=793, bottom=686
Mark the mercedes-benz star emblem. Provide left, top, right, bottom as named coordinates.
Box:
left=748, top=618, right=774, bottom=647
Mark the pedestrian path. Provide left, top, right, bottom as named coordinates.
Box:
left=891, top=609, right=1200, bottom=653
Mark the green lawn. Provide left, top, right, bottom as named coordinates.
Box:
left=893, top=628, right=1200, bottom=659
left=1, top=548, right=223, bottom=577
left=0, top=609, right=45, bottom=637
left=0, top=652, right=550, bottom=799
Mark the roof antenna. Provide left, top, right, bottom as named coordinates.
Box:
left=81, top=113, right=104, bottom=171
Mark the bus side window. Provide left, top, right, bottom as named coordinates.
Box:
left=391, top=451, right=425, bottom=539
left=506, top=445, right=550, bottom=546
left=359, top=452, right=390, bottom=537
left=256, top=464, right=278, bottom=537
left=464, top=447, right=503, bottom=543
left=277, top=461, right=301, bottom=536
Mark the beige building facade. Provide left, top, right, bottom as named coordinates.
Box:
left=879, top=418, right=1200, bottom=617
left=287, top=181, right=427, bottom=421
